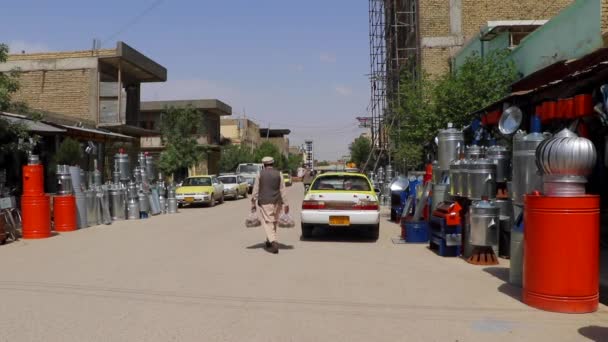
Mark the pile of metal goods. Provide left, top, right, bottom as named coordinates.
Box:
left=108, top=149, right=177, bottom=222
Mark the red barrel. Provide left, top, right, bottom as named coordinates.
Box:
left=22, top=164, right=45, bottom=196
left=53, top=195, right=77, bottom=232
left=21, top=195, right=51, bottom=239
left=523, top=194, right=599, bottom=313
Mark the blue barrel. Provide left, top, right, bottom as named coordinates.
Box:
left=403, top=221, right=430, bottom=243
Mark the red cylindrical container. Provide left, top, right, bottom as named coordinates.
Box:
left=575, top=94, right=593, bottom=118
left=536, top=104, right=546, bottom=123
left=53, top=195, right=77, bottom=232
left=545, top=101, right=557, bottom=121
left=21, top=195, right=51, bottom=239
left=563, top=98, right=575, bottom=119
left=523, top=194, right=599, bottom=313
left=22, top=164, right=45, bottom=196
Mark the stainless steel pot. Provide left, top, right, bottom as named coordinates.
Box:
left=511, top=131, right=550, bottom=206
left=437, top=126, right=464, bottom=170
left=486, top=145, right=511, bottom=183
left=466, top=159, right=496, bottom=200
left=469, top=200, right=500, bottom=247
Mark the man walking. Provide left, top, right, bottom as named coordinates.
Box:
left=251, top=156, right=289, bottom=254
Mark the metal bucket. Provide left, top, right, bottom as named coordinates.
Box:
left=469, top=200, right=500, bottom=248
left=487, top=145, right=511, bottom=183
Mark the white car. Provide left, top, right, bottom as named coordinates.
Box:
left=218, top=175, right=249, bottom=200
left=300, top=172, right=380, bottom=240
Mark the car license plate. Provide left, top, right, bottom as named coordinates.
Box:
left=329, top=216, right=350, bottom=226
left=185, top=197, right=194, bottom=203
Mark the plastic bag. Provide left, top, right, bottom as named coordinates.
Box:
left=278, top=213, right=295, bottom=228
left=245, top=210, right=261, bottom=228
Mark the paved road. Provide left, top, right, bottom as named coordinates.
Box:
left=0, top=183, right=606, bottom=341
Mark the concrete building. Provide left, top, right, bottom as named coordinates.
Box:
left=0, top=41, right=166, bottom=137
left=220, top=118, right=261, bottom=151
left=139, top=99, right=232, bottom=176
left=289, top=146, right=302, bottom=156
left=259, top=128, right=291, bottom=157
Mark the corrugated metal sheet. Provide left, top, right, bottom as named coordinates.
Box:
left=0, top=112, right=66, bottom=133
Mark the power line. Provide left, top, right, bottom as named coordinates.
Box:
left=101, top=0, right=165, bottom=45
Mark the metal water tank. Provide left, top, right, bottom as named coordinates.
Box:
left=114, top=152, right=130, bottom=182
left=145, top=154, right=156, bottom=182
left=437, top=125, right=464, bottom=170
left=469, top=200, right=500, bottom=247
left=466, top=159, right=496, bottom=200
left=56, top=165, right=73, bottom=195
left=487, top=145, right=511, bottom=183
left=512, top=131, right=550, bottom=206
left=109, top=187, right=126, bottom=220
left=465, top=145, right=484, bottom=160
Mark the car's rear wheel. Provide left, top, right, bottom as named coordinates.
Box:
left=209, top=195, right=215, bottom=207
left=301, top=224, right=313, bottom=239
left=369, top=224, right=380, bottom=240
left=219, top=194, right=225, bottom=204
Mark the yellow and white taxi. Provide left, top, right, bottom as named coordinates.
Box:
left=176, top=175, right=224, bottom=207
left=300, top=172, right=380, bottom=239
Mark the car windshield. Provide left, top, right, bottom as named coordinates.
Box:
left=237, top=165, right=261, bottom=173
left=218, top=177, right=236, bottom=184
left=311, top=175, right=371, bottom=191
left=182, top=177, right=212, bottom=186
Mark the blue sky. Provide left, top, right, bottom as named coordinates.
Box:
left=1, top=0, right=370, bottom=160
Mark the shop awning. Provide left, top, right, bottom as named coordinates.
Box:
left=59, top=124, right=135, bottom=141
left=0, top=112, right=67, bottom=133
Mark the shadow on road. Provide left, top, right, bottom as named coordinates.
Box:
left=300, top=227, right=378, bottom=243
left=578, top=326, right=608, bottom=341
left=483, top=267, right=522, bottom=302
left=246, top=242, right=294, bottom=250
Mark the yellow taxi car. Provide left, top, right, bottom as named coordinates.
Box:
left=300, top=172, right=380, bottom=240
left=176, top=175, right=224, bottom=207
left=282, top=172, right=293, bottom=187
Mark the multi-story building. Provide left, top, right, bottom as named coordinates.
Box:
left=0, top=41, right=166, bottom=135
left=139, top=99, right=232, bottom=176
left=220, top=118, right=261, bottom=151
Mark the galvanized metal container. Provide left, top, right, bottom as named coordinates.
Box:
left=109, top=187, right=126, bottom=220
left=75, top=191, right=88, bottom=228
left=469, top=200, right=500, bottom=247
left=167, top=198, right=178, bottom=214
left=145, top=155, right=156, bottom=182
left=466, top=159, right=497, bottom=200
left=511, top=131, right=550, bottom=206
left=56, top=164, right=73, bottom=195
left=431, top=161, right=442, bottom=184
left=437, top=126, right=464, bottom=170
left=487, top=145, right=511, bottom=183
left=457, top=159, right=468, bottom=197
left=114, top=152, right=130, bottom=182
left=85, top=190, right=98, bottom=227
left=127, top=197, right=140, bottom=220
left=69, top=166, right=84, bottom=193
left=431, top=184, right=449, bottom=212
left=465, top=145, right=484, bottom=160
left=138, top=191, right=149, bottom=212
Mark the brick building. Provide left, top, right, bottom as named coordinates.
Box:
left=0, top=41, right=166, bottom=136
left=416, top=0, right=574, bottom=78
left=220, top=118, right=261, bottom=151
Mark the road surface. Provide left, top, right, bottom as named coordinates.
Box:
left=0, top=184, right=606, bottom=341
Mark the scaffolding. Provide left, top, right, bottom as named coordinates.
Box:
left=368, top=0, right=420, bottom=170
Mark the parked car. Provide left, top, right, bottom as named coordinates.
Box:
left=236, top=163, right=263, bottom=193
left=282, top=172, right=293, bottom=187
left=300, top=172, right=380, bottom=240
left=218, top=174, right=248, bottom=200
left=175, top=175, right=224, bottom=207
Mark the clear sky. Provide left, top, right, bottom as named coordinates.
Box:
left=1, top=0, right=370, bottom=160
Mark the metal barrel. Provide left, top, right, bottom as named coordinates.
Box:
left=53, top=194, right=77, bottom=232
left=21, top=195, right=51, bottom=239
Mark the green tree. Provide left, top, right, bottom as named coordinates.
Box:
left=54, top=138, right=81, bottom=165
left=0, top=43, right=19, bottom=111
left=253, top=141, right=284, bottom=169
left=218, top=144, right=255, bottom=173
left=349, top=136, right=372, bottom=169
left=286, top=153, right=303, bottom=173
left=316, top=160, right=330, bottom=167
left=390, top=49, right=518, bottom=169
left=158, top=105, right=207, bottom=176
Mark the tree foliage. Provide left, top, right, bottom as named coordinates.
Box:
left=349, top=136, right=372, bottom=169
left=158, top=105, right=207, bottom=175
left=54, top=138, right=82, bottom=165
left=391, top=49, right=518, bottom=169
left=254, top=141, right=285, bottom=169
left=286, top=153, right=303, bottom=173
left=0, top=43, right=19, bottom=111
left=218, top=144, right=254, bottom=173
